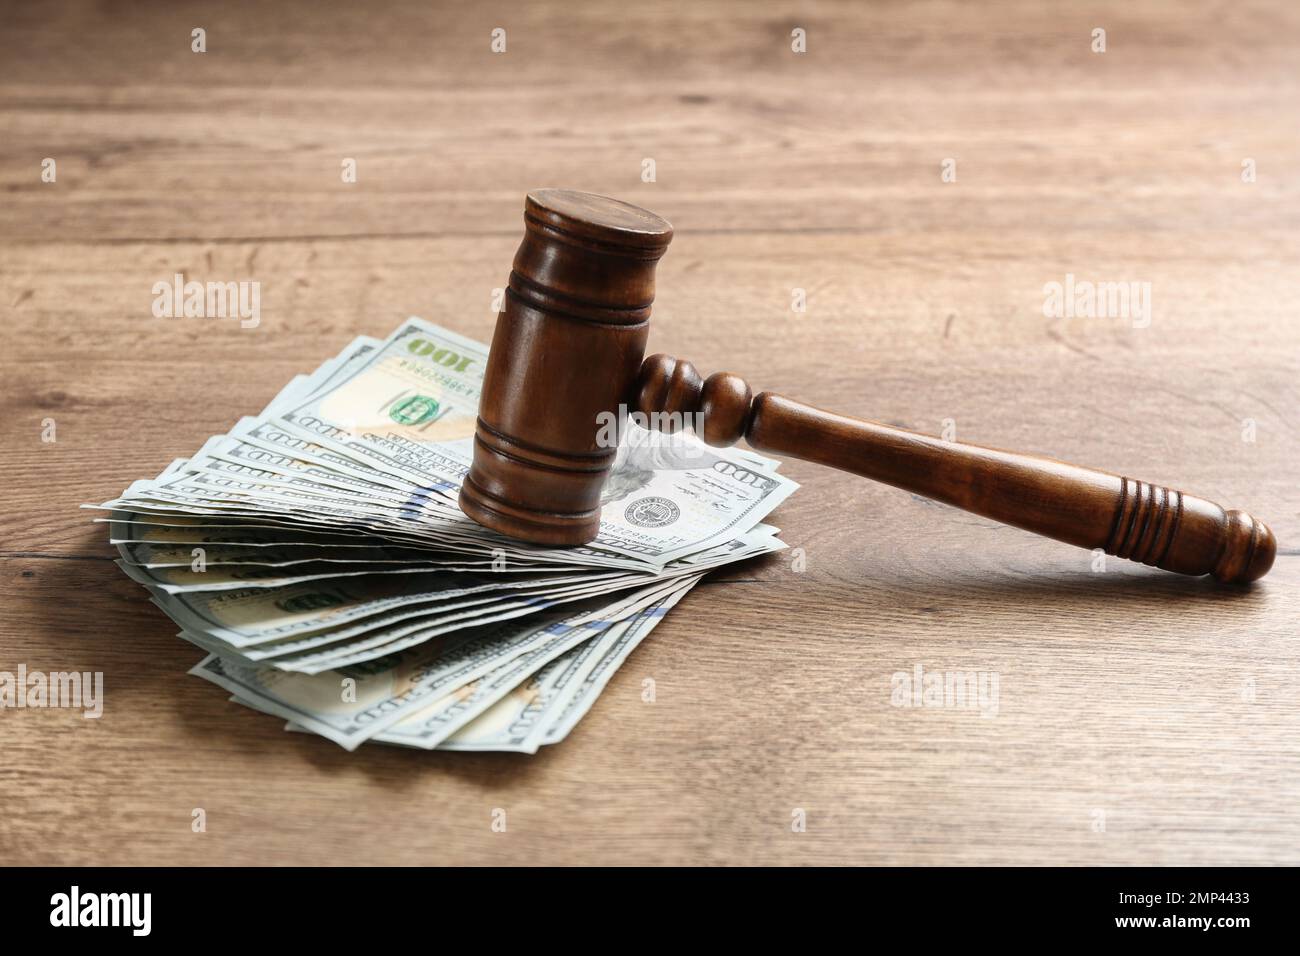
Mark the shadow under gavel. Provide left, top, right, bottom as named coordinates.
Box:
left=458, top=189, right=1276, bottom=585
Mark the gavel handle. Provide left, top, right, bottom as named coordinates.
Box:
left=635, top=356, right=1277, bottom=584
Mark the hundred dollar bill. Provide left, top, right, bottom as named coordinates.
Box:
left=196, top=571, right=648, bottom=671
left=366, top=632, right=595, bottom=749
left=147, top=525, right=781, bottom=676
left=168, top=573, right=610, bottom=663
left=117, top=556, right=501, bottom=594
left=535, top=584, right=697, bottom=748
left=271, top=317, right=486, bottom=495
left=101, top=460, right=659, bottom=567
left=429, top=656, right=572, bottom=752
left=367, top=576, right=696, bottom=749
left=136, top=559, right=597, bottom=648
left=107, top=516, right=415, bottom=548
left=108, top=464, right=456, bottom=534
left=114, top=527, right=600, bottom=575
left=189, top=606, right=575, bottom=750
left=273, top=529, right=783, bottom=673
left=139, top=531, right=776, bottom=674
left=273, top=575, right=650, bottom=673
left=436, top=580, right=694, bottom=752
left=122, top=542, right=471, bottom=569
left=195, top=578, right=685, bottom=749
left=431, top=600, right=650, bottom=749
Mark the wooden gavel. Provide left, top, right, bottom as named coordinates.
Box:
left=459, top=189, right=1276, bottom=584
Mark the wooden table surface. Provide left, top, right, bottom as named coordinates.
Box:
left=2, top=0, right=1297, bottom=866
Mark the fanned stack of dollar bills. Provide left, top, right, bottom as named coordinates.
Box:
left=89, top=319, right=796, bottom=752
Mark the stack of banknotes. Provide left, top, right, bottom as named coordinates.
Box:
left=89, top=318, right=797, bottom=752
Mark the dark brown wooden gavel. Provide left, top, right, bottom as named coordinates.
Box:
left=458, top=189, right=1276, bottom=584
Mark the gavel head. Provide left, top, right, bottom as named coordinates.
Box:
left=458, top=189, right=674, bottom=546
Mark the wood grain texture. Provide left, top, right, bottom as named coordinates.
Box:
left=1, top=0, right=1298, bottom=866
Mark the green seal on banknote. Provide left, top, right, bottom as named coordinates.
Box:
left=389, top=394, right=441, bottom=425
